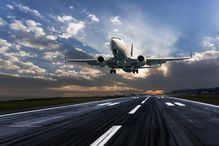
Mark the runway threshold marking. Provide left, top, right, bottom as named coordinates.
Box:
left=90, top=125, right=121, bottom=146
left=174, top=102, right=185, bottom=106
left=165, top=102, right=175, bottom=106
left=141, top=96, right=150, bottom=104
left=129, top=105, right=141, bottom=114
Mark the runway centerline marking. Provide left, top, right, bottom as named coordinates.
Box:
left=90, top=125, right=121, bottom=146
left=174, top=102, right=185, bottom=106
left=129, top=105, right=141, bottom=114
left=141, top=96, right=150, bottom=104
left=165, top=102, right=175, bottom=106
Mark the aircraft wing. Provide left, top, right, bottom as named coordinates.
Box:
left=65, top=58, right=101, bottom=66
left=146, top=57, right=190, bottom=65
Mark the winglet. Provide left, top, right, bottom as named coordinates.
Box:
left=131, top=44, right=133, bottom=57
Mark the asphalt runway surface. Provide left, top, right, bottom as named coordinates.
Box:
left=0, top=95, right=219, bottom=146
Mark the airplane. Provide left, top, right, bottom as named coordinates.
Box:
left=65, top=36, right=191, bottom=74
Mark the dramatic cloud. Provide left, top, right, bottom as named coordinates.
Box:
left=16, top=3, right=42, bottom=17
left=0, top=17, right=7, bottom=26
left=0, top=60, right=20, bottom=70
left=57, top=15, right=85, bottom=39
left=105, top=13, right=180, bottom=57
left=110, top=16, right=122, bottom=25
left=0, top=52, right=46, bottom=76
left=10, top=20, right=28, bottom=32
left=0, top=50, right=218, bottom=100
left=18, top=61, right=46, bottom=75
left=57, top=15, right=74, bottom=22
left=0, top=39, right=12, bottom=51
left=6, top=4, right=14, bottom=10
left=43, top=51, right=63, bottom=61
left=88, top=14, right=99, bottom=22
left=49, top=85, right=141, bottom=97
left=10, top=19, right=59, bottom=50
left=0, top=0, right=219, bottom=100
left=202, top=36, right=219, bottom=51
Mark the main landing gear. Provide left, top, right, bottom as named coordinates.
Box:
left=110, top=69, right=116, bottom=74
left=133, top=69, right=138, bottom=74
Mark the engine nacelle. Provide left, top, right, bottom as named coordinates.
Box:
left=97, top=56, right=105, bottom=63
left=137, top=55, right=145, bottom=62
left=97, top=56, right=106, bottom=67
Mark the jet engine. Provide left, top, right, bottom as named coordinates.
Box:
left=97, top=56, right=105, bottom=63
left=137, top=55, right=145, bottom=62
left=97, top=56, right=106, bottom=67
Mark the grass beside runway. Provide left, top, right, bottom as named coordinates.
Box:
left=0, top=96, right=121, bottom=112
left=168, top=94, right=219, bottom=105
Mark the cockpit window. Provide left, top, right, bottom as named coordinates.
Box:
left=112, top=36, right=121, bottom=40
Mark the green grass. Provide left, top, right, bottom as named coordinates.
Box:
left=0, top=96, right=120, bottom=112
left=168, top=94, right=219, bottom=105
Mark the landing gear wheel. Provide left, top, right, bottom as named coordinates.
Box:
left=110, top=69, right=116, bottom=74
left=133, top=69, right=139, bottom=74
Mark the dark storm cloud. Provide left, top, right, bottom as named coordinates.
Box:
left=0, top=72, right=124, bottom=100
left=122, top=57, right=219, bottom=91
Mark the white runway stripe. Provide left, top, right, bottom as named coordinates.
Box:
left=90, top=125, right=121, bottom=146
left=165, top=102, right=175, bottom=106
left=174, top=102, right=185, bottom=106
left=168, top=96, right=219, bottom=108
left=141, top=100, right=146, bottom=104
left=97, top=102, right=120, bottom=106
left=141, top=96, right=150, bottom=104
left=97, top=102, right=112, bottom=106
left=108, top=102, right=120, bottom=106
left=129, top=105, right=141, bottom=114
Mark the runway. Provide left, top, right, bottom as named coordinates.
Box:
left=0, top=95, right=219, bottom=146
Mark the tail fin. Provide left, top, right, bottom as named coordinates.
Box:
left=65, top=51, right=67, bottom=61
left=131, top=44, right=133, bottom=57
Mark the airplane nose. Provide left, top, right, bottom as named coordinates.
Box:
left=111, top=39, right=116, bottom=44
left=111, top=39, right=117, bottom=48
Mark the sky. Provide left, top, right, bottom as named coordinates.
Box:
left=0, top=0, right=219, bottom=100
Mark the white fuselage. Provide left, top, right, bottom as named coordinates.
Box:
left=110, top=37, right=130, bottom=59
left=109, top=37, right=135, bottom=72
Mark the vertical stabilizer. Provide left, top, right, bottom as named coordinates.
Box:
left=131, top=44, right=133, bottom=57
